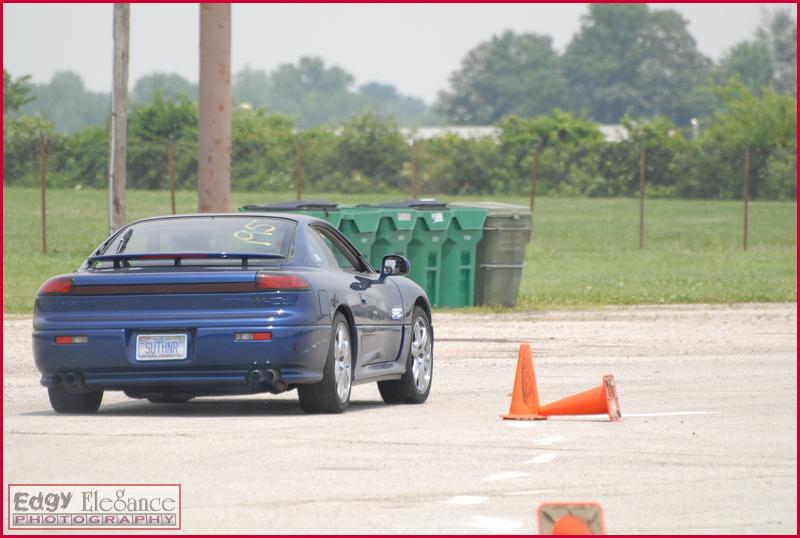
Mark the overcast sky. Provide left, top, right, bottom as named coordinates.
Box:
left=4, top=3, right=797, bottom=103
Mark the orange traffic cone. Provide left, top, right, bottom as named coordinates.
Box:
left=537, top=502, right=606, bottom=534
left=501, top=343, right=546, bottom=420
left=539, top=375, right=621, bottom=421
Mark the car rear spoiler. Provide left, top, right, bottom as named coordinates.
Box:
left=87, top=252, right=284, bottom=268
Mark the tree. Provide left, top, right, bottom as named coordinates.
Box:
left=3, top=69, right=34, bottom=114
left=268, top=57, right=358, bottom=127
left=231, top=107, right=295, bottom=190
left=436, top=31, right=566, bottom=124
left=562, top=4, right=711, bottom=124
left=128, top=93, right=198, bottom=189
left=357, top=82, right=430, bottom=126
left=2, top=114, right=57, bottom=185
left=233, top=66, right=270, bottom=108
left=715, top=8, right=797, bottom=97
left=129, top=92, right=197, bottom=142
left=681, top=81, right=796, bottom=199
left=131, top=72, right=197, bottom=103
left=20, top=71, right=109, bottom=133
left=756, top=8, right=796, bottom=95
left=715, top=40, right=774, bottom=95
left=496, top=110, right=604, bottom=194
left=335, top=112, right=409, bottom=190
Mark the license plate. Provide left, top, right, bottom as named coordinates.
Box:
left=136, top=334, right=187, bottom=361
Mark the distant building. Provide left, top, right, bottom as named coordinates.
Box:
left=400, top=124, right=628, bottom=143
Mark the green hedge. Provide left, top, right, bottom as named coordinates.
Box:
left=3, top=83, right=796, bottom=200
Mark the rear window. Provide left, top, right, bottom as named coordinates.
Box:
left=98, top=216, right=295, bottom=267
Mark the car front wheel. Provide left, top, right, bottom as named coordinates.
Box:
left=298, top=312, right=352, bottom=414
left=378, top=306, right=433, bottom=404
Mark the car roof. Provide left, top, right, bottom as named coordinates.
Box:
left=124, top=212, right=328, bottom=227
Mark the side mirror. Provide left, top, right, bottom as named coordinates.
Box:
left=381, top=255, right=410, bottom=278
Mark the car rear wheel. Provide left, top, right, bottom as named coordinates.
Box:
left=378, top=306, right=433, bottom=404
left=298, top=312, right=352, bottom=414
left=48, top=387, right=103, bottom=414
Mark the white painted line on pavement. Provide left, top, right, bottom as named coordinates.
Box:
left=533, top=435, right=567, bottom=445
left=623, top=411, right=720, bottom=417
left=525, top=452, right=557, bottom=464
left=484, top=471, right=530, bottom=482
left=446, top=495, right=489, bottom=505
left=505, top=421, right=538, bottom=428
left=469, top=515, right=522, bottom=533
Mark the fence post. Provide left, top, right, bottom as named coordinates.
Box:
left=743, top=145, right=751, bottom=251
left=39, top=134, right=48, bottom=255
left=295, top=139, right=304, bottom=201
left=529, top=144, right=540, bottom=238
left=412, top=139, right=419, bottom=199
left=167, top=139, right=176, bottom=215
left=639, top=146, right=646, bottom=249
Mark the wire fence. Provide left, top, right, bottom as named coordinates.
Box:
left=7, top=131, right=780, bottom=255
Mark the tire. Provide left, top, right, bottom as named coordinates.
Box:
left=378, top=306, right=433, bottom=404
left=48, top=387, right=103, bottom=414
left=146, top=394, right=193, bottom=404
left=298, top=312, right=353, bottom=414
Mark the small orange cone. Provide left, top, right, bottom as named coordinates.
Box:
left=501, top=343, right=546, bottom=420
left=539, top=375, right=621, bottom=421
left=537, top=502, right=606, bottom=534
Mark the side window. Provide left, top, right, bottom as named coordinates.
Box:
left=306, top=228, right=340, bottom=269
left=309, top=226, right=366, bottom=273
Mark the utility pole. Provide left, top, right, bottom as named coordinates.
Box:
left=109, top=3, right=129, bottom=233
left=198, top=3, right=232, bottom=213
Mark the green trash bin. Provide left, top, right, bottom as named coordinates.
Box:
left=407, top=207, right=451, bottom=307
left=440, top=206, right=487, bottom=307
left=369, top=207, right=418, bottom=270
left=370, top=200, right=452, bottom=306
left=338, top=207, right=381, bottom=261
left=239, top=200, right=342, bottom=228
left=452, top=202, right=531, bottom=307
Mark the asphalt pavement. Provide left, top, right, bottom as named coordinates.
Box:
left=3, top=304, right=796, bottom=534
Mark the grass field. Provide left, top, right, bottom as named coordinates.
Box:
left=3, top=186, right=796, bottom=313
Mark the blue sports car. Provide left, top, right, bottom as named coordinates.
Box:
left=33, top=213, right=434, bottom=414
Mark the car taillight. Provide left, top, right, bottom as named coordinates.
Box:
left=256, top=273, right=310, bottom=291
left=38, top=276, right=73, bottom=295
left=54, top=335, right=88, bottom=344
left=234, top=332, right=272, bottom=341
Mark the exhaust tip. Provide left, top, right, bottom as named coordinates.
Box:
left=247, top=370, right=266, bottom=386
left=266, top=368, right=279, bottom=382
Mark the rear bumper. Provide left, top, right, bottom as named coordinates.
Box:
left=33, top=324, right=330, bottom=390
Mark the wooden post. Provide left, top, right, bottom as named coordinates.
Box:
left=295, top=139, right=304, bottom=200
left=412, top=140, right=419, bottom=199
left=198, top=3, right=232, bottom=212
left=743, top=146, right=751, bottom=251
left=168, top=139, right=176, bottom=214
left=109, top=3, right=129, bottom=233
left=39, top=135, right=47, bottom=255
left=639, top=146, right=646, bottom=249
left=529, top=145, right=540, bottom=237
